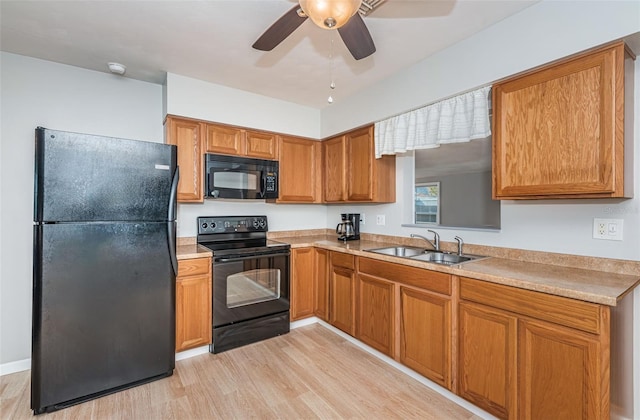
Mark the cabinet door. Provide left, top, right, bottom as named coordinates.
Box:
left=323, top=136, right=346, bottom=202
left=290, top=247, right=315, bottom=321
left=205, top=123, right=244, bottom=155
left=519, top=319, right=602, bottom=420
left=400, top=286, right=451, bottom=389
left=245, top=130, right=277, bottom=159
left=314, top=248, right=329, bottom=321
left=165, top=117, right=203, bottom=203
left=175, top=263, right=212, bottom=352
left=329, top=264, right=355, bottom=335
left=357, top=273, right=395, bottom=356
left=458, top=302, right=517, bottom=419
left=346, top=126, right=374, bottom=201
left=278, top=136, right=322, bottom=203
left=493, top=42, right=627, bottom=199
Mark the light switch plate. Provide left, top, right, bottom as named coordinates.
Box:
left=376, top=215, right=386, bottom=226
left=593, top=218, right=623, bottom=241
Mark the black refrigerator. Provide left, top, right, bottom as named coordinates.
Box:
left=31, top=127, right=179, bottom=414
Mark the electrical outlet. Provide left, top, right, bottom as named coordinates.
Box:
left=593, top=218, right=623, bottom=241
left=360, top=214, right=365, bottom=225
left=376, top=215, right=386, bottom=226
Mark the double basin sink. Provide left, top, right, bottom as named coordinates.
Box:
left=365, top=246, right=487, bottom=265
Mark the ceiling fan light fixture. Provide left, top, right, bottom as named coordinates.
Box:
left=299, top=0, right=362, bottom=29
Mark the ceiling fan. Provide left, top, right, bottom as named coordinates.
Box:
left=252, top=0, right=387, bottom=60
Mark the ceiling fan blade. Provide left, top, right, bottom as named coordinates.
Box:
left=252, top=5, right=308, bottom=51
left=338, top=13, right=376, bottom=60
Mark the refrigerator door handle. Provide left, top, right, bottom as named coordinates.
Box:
left=168, top=167, right=179, bottom=221
left=168, top=222, right=178, bottom=277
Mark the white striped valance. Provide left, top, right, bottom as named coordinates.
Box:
left=374, top=86, right=492, bottom=158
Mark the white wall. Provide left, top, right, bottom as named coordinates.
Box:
left=164, top=72, right=328, bottom=237
left=166, top=73, right=321, bottom=139
left=324, top=0, right=640, bottom=262
left=0, top=52, right=164, bottom=367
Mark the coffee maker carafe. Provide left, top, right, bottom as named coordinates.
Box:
left=336, top=213, right=360, bottom=241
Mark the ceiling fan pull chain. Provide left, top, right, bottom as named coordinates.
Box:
left=328, top=35, right=336, bottom=104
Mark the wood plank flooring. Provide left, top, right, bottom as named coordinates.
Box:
left=1, top=324, right=480, bottom=419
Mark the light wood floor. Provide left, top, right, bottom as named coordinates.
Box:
left=1, top=324, right=480, bottom=419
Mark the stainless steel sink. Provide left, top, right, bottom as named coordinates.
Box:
left=411, top=252, right=474, bottom=265
left=364, top=246, right=427, bottom=257
left=365, top=246, right=487, bottom=265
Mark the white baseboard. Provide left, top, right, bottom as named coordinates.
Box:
left=0, top=358, right=30, bottom=376
left=175, top=345, right=210, bottom=361
left=290, top=317, right=320, bottom=330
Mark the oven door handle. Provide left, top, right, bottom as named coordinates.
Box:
left=216, top=251, right=290, bottom=263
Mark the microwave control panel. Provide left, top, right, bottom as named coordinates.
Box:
left=265, top=172, right=277, bottom=192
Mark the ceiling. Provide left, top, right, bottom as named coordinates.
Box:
left=1, top=0, right=538, bottom=109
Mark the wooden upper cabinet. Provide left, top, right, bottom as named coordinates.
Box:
left=245, top=130, right=278, bottom=159
left=205, top=123, right=244, bottom=156
left=164, top=116, right=204, bottom=203
left=323, top=125, right=396, bottom=203
left=205, top=123, right=277, bottom=160
left=277, top=135, right=322, bottom=203
left=323, top=135, right=347, bottom=202
left=347, top=127, right=376, bottom=201
left=493, top=41, right=634, bottom=199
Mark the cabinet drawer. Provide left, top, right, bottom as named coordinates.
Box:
left=459, top=277, right=602, bottom=334
left=359, top=258, right=451, bottom=296
left=331, top=252, right=355, bottom=270
left=178, top=257, right=211, bottom=277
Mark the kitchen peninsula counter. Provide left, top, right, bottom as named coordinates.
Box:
left=270, top=233, right=639, bottom=306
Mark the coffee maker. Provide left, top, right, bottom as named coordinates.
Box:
left=336, top=213, right=360, bottom=241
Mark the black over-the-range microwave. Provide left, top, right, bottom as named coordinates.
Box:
left=204, top=153, right=279, bottom=200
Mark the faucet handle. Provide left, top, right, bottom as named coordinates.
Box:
left=454, top=236, right=464, bottom=255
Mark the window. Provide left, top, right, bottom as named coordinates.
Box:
left=415, top=182, right=440, bottom=224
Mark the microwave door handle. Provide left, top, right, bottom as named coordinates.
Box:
left=259, top=170, right=266, bottom=198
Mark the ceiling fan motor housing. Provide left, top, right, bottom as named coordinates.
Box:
left=299, top=0, right=362, bottom=30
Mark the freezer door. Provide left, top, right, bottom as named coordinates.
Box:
left=31, top=222, right=175, bottom=412
left=34, top=128, right=177, bottom=222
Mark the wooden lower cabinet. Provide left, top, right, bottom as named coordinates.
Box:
left=458, top=301, right=517, bottom=419
left=400, top=286, right=452, bottom=389
left=459, top=276, right=610, bottom=420
left=314, top=248, right=329, bottom=321
left=175, top=257, right=212, bottom=352
left=290, top=247, right=315, bottom=320
left=519, top=319, right=603, bottom=420
left=356, top=273, right=395, bottom=356
left=329, top=252, right=356, bottom=335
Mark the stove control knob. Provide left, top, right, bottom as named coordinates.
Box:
left=253, top=220, right=260, bottom=229
left=210, top=222, right=216, bottom=229
left=259, top=219, right=266, bottom=228
left=201, top=222, right=208, bottom=229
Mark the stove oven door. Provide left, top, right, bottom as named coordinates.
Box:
left=212, top=250, right=290, bottom=328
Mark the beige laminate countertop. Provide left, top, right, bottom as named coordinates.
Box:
left=176, top=243, right=212, bottom=260
left=274, top=235, right=639, bottom=307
